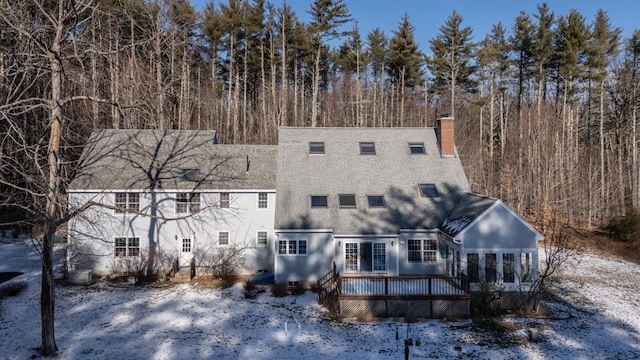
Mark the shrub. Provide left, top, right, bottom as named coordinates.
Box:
left=108, top=249, right=171, bottom=284
left=0, top=280, right=28, bottom=298
left=309, top=281, right=321, bottom=294
left=271, top=282, right=289, bottom=297
left=193, top=246, right=245, bottom=281
left=357, top=312, right=375, bottom=323
left=404, top=313, right=418, bottom=323
left=243, top=280, right=259, bottom=299
left=290, top=282, right=306, bottom=295
left=607, top=206, right=640, bottom=243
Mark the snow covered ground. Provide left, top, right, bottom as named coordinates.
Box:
left=1, top=236, right=639, bottom=359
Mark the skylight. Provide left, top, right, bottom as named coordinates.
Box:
left=409, top=143, right=426, bottom=154
left=181, top=168, right=199, bottom=181
left=309, top=142, right=325, bottom=154
left=339, top=194, right=357, bottom=208
left=419, top=183, right=440, bottom=197
left=367, top=195, right=386, bottom=208
left=359, top=142, right=376, bottom=155
left=311, top=195, right=328, bottom=208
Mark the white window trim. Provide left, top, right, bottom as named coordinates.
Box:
left=217, top=231, right=230, bottom=247
left=114, top=192, right=140, bottom=215
left=114, top=236, right=140, bottom=257
left=257, top=192, right=269, bottom=210
left=219, top=192, right=231, bottom=209
left=407, top=239, right=438, bottom=263
left=467, top=250, right=537, bottom=286
left=175, top=192, right=200, bottom=214
left=276, top=238, right=308, bottom=256
left=256, top=230, right=268, bottom=247
left=181, top=236, right=193, bottom=253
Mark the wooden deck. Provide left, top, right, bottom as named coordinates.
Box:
left=318, top=265, right=470, bottom=318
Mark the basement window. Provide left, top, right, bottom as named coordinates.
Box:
left=359, top=142, right=376, bottom=155
left=419, top=183, right=439, bottom=197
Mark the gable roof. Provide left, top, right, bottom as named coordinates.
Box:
left=68, top=129, right=277, bottom=191
left=441, top=193, right=544, bottom=241
left=274, top=127, right=471, bottom=234
left=440, top=193, right=499, bottom=237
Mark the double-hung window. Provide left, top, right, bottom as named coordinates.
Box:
left=256, top=231, right=268, bottom=246
left=407, top=239, right=437, bottom=263
left=218, top=231, right=229, bottom=246
left=115, top=193, right=139, bottom=214
left=114, top=237, right=140, bottom=257
left=220, top=192, right=230, bottom=208
left=258, top=192, right=268, bottom=209
left=176, top=193, right=200, bottom=214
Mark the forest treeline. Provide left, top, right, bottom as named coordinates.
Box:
left=2, top=0, right=640, bottom=230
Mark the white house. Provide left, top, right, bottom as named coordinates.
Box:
left=68, top=119, right=542, bottom=305
left=67, top=129, right=276, bottom=275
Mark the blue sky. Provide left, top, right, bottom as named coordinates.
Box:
left=192, top=0, right=639, bottom=53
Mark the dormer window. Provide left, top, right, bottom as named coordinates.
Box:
left=409, top=143, right=425, bottom=154
left=359, top=142, right=376, bottom=155
left=339, top=194, right=357, bottom=208
left=181, top=168, right=199, bottom=181
left=419, top=183, right=439, bottom=197
left=309, top=142, right=325, bottom=154
left=311, top=195, right=328, bottom=208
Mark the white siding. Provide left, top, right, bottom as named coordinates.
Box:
left=68, top=190, right=275, bottom=274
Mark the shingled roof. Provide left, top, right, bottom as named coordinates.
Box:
left=440, top=193, right=499, bottom=237
left=68, top=129, right=277, bottom=191
left=275, top=127, right=471, bottom=234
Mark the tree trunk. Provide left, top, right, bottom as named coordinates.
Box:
left=311, top=48, right=321, bottom=127
left=41, top=11, right=65, bottom=354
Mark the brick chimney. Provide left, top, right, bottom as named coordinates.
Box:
left=436, top=117, right=455, bottom=157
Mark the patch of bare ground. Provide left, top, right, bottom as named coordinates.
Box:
left=566, top=227, right=640, bottom=264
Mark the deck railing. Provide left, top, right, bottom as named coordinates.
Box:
left=340, top=274, right=469, bottom=299
left=317, top=262, right=340, bottom=314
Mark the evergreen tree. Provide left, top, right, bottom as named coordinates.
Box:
left=307, top=0, right=351, bottom=126
left=387, top=13, right=423, bottom=88
left=533, top=2, right=555, bottom=102
left=552, top=9, right=590, bottom=103
left=510, top=11, right=536, bottom=113
left=334, top=23, right=366, bottom=75
left=366, top=28, right=389, bottom=81
left=427, top=10, right=475, bottom=117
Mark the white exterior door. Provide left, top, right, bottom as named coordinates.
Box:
left=179, top=236, right=193, bottom=267
left=344, top=242, right=387, bottom=273
left=372, top=243, right=386, bottom=272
